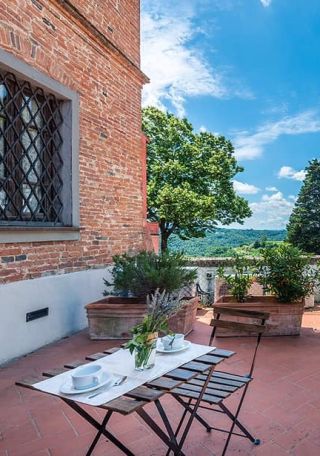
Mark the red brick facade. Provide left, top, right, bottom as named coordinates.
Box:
left=0, top=0, right=148, bottom=283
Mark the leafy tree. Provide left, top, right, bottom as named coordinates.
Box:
left=142, top=107, right=252, bottom=251
left=287, top=159, right=320, bottom=253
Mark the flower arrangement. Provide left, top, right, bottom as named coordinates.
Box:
left=125, top=290, right=180, bottom=370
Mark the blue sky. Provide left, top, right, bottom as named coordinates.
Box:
left=141, top=0, right=320, bottom=230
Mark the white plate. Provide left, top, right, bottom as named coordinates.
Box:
left=60, top=372, right=114, bottom=395
left=156, top=340, right=191, bottom=354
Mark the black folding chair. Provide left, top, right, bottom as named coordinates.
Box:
left=169, top=306, right=269, bottom=456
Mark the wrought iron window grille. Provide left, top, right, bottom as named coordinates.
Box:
left=0, top=70, right=64, bottom=226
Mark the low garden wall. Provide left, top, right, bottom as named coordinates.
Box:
left=0, top=267, right=113, bottom=365
left=187, top=256, right=320, bottom=305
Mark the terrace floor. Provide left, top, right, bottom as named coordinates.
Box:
left=1, top=308, right=320, bottom=456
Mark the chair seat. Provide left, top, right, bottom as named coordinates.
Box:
left=172, top=371, right=252, bottom=405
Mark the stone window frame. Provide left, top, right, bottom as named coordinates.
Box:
left=0, top=49, right=80, bottom=243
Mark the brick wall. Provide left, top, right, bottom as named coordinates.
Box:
left=0, top=0, right=148, bottom=283
left=73, top=0, right=140, bottom=66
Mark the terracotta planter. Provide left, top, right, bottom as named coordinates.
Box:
left=85, top=296, right=146, bottom=340
left=86, top=295, right=199, bottom=340
left=215, top=277, right=315, bottom=309
left=214, top=295, right=305, bottom=336
left=168, top=297, right=199, bottom=335
left=215, top=277, right=264, bottom=302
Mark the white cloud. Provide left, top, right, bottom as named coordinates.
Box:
left=233, top=180, right=260, bottom=195
left=243, top=191, right=295, bottom=229
left=260, top=0, right=272, bottom=6
left=199, top=126, right=207, bottom=133
left=141, top=1, right=252, bottom=117
left=141, top=3, right=225, bottom=116
left=262, top=191, right=283, bottom=202
left=233, top=110, right=320, bottom=160
left=262, top=102, right=289, bottom=116
left=229, top=190, right=297, bottom=229
left=278, top=166, right=306, bottom=181
left=265, top=186, right=278, bottom=192
left=249, top=192, right=294, bottom=229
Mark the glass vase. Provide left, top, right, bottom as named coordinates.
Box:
left=134, top=333, right=158, bottom=371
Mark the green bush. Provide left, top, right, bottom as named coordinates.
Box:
left=256, top=244, right=319, bottom=303
left=104, top=250, right=197, bottom=300
left=217, top=254, right=254, bottom=303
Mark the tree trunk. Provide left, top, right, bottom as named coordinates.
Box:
left=160, top=230, right=169, bottom=252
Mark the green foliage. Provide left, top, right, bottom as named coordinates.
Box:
left=168, top=228, right=286, bottom=257
left=256, top=243, right=320, bottom=303
left=142, top=107, right=251, bottom=250
left=218, top=255, right=254, bottom=302
left=104, top=250, right=197, bottom=299
left=125, top=290, right=180, bottom=365
left=234, top=240, right=285, bottom=257
left=287, top=159, right=320, bottom=254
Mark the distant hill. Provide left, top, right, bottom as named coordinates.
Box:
left=168, top=228, right=287, bottom=257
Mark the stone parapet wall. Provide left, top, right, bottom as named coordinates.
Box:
left=187, top=257, right=320, bottom=304
left=187, top=256, right=320, bottom=267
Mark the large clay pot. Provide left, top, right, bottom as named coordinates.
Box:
left=85, top=296, right=146, bottom=340
left=168, top=297, right=199, bottom=335
left=215, top=277, right=315, bottom=309
left=86, top=295, right=199, bottom=340
left=214, top=295, right=305, bottom=336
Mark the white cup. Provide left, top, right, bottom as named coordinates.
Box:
left=71, top=364, right=103, bottom=390
left=162, top=334, right=185, bottom=351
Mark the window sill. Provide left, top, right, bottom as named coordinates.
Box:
left=0, top=227, right=80, bottom=243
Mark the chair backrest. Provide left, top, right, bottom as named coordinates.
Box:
left=209, top=306, right=270, bottom=377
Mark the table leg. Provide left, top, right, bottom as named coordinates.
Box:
left=174, top=365, right=216, bottom=454
left=86, top=410, right=112, bottom=456
left=136, top=405, right=186, bottom=456
left=155, top=400, right=183, bottom=453
left=62, top=398, right=135, bottom=456
left=173, top=395, right=212, bottom=432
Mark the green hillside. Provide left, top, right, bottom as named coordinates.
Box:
left=168, top=228, right=286, bottom=257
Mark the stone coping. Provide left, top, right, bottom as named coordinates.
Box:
left=186, top=255, right=320, bottom=267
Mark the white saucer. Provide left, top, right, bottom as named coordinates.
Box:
left=156, top=340, right=191, bottom=354
left=60, top=372, right=114, bottom=395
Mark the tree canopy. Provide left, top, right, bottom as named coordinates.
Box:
left=287, top=159, right=320, bottom=253
left=142, top=107, right=252, bottom=251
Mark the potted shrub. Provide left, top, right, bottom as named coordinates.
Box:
left=215, top=245, right=319, bottom=336
left=217, top=255, right=254, bottom=303
left=85, top=251, right=197, bottom=339
left=256, top=244, right=318, bottom=304
left=126, top=290, right=180, bottom=370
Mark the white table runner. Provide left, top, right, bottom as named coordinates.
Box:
left=34, top=343, right=215, bottom=406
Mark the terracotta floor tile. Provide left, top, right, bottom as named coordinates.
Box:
left=4, top=429, right=77, bottom=456
left=1, top=308, right=320, bottom=455
left=253, top=441, right=289, bottom=455
left=31, top=407, right=78, bottom=438
left=290, top=439, right=320, bottom=456
left=16, top=451, right=50, bottom=456
left=0, top=419, right=40, bottom=451
left=47, top=431, right=116, bottom=456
